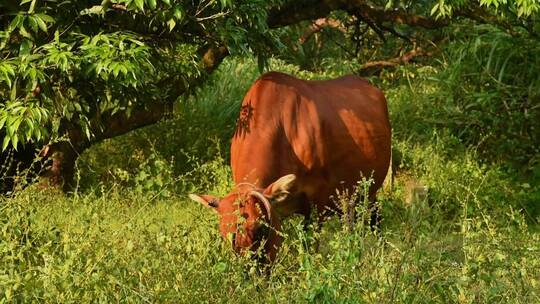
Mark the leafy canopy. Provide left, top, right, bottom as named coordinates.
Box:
left=1, top=0, right=539, bottom=153
left=0, top=0, right=279, bottom=151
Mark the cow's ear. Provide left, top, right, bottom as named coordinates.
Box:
left=189, top=194, right=220, bottom=211
left=264, top=174, right=296, bottom=204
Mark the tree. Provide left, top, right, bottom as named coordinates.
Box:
left=0, top=0, right=274, bottom=190
left=1, top=0, right=538, bottom=192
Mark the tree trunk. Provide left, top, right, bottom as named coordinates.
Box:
left=40, top=142, right=79, bottom=191
left=35, top=101, right=172, bottom=192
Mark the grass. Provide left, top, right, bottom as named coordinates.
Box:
left=1, top=178, right=538, bottom=302
left=1, top=56, right=540, bottom=302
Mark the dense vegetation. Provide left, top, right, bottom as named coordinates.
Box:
left=2, top=54, right=539, bottom=301
left=1, top=0, right=540, bottom=302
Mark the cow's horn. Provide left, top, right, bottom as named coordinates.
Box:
left=249, top=190, right=273, bottom=226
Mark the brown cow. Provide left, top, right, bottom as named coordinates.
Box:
left=189, top=71, right=391, bottom=263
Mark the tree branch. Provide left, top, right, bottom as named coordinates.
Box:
left=358, top=47, right=433, bottom=74
left=299, top=17, right=347, bottom=44
left=268, top=0, right=447, bottom=29
left=358, top=5, right=448, bottom=29
left=356, top=12, right=387, bottom=42
left=269, top=1, right=536, bottom=39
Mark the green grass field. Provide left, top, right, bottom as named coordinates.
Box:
left=1, top=58, right=539, bottom=303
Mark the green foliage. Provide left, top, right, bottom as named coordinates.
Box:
left=383, top=37, right=540, bottom=220
left=1, top=162, right=538, bottom=302
left=0, top=0, right=279, bottom=151
left=438, top=24, right=540, bottom=167
left=378, top=23, right=540, bottom=170
left=2, top=54, right=540, bottom=302
left=427, top=0, right=540, bottom=18
left=0, top=101, right=49, bottom=150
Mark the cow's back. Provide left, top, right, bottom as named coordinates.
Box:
left=231, top=72, right=391, bottom=215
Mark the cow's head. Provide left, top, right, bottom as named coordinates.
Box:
left=189, top=174, right=296, bottom=263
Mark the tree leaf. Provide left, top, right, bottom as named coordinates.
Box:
left=19, top=39, right=32, bottom=55
left=10, top=80, right=17, bottom=99
left=28, top=0, right=37, bottom=13
left=135, top=0, right=144, bottom=11
left=111, top=62, right=120, bottom=77
left=33, top=126, right=41, bottom=141
left=38, top=14, right=55, bottom=23
left=2, top=135, right=10, bottom=151
left=25, top=119, right=33, bottom=141
left=35, top=16, right=48, bottom=32
left=27, top=16, right=38, bottom=33
left=12, top=134, right=18, bottom=150
left=430, top=3, right=440, bottom=16
left=81, top=6, right=104, bottom=16
left=173, top=7, right=183, bottom=20
left=11, top=116, right=23, bottom=133
left=0, top=116, right=7, bottom=130
left=84, top=125, right=91, bottom=139
left=219, top=0, right=231, bottom=9
left=19, top=26, right=33, bottom=39
left=167, top=19, right=176, bottom=32
left=1, top=69, right=12, bottom=88
left=9, top=15, right=24, bottom=31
